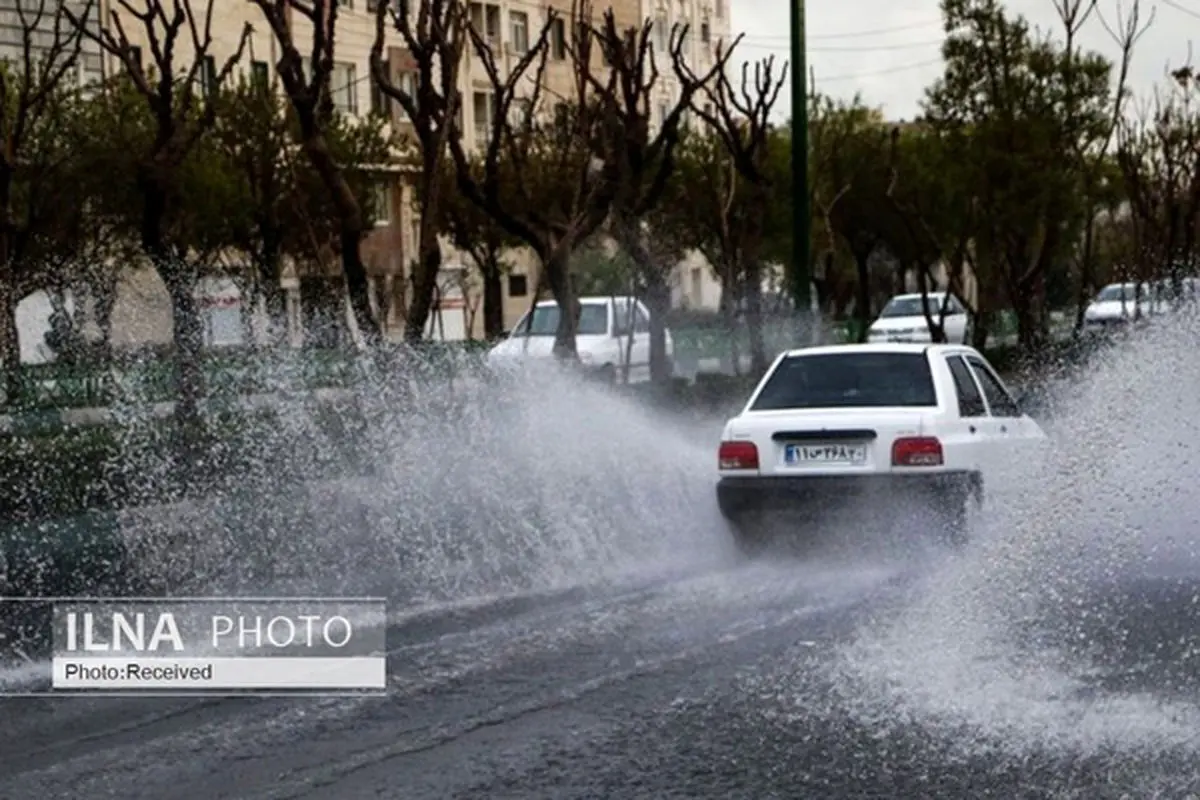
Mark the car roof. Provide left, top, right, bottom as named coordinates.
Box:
left=778, top=342, right=980, bottom=359
left=888, top=291, right=948, bottom=300
left=533, top=296, right=633, bottom=307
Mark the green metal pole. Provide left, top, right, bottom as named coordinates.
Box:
left=790, top=0, right=812, bottom=320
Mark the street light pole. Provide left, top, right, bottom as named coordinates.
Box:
left=790, top=0, right=812, bottom=322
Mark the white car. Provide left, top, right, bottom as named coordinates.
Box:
left=867, top=291, right=970, bottom=344
left=715, top=343, right=1045, bottom=554
left=485, top=295, right=674, bottom=384
left=1082, top=281, right=1170, bottom=332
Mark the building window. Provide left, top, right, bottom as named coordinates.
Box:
left=331, top=61, right=357, bottom=114
left=200, top=55, right=219, bottom=96
left=372, top=181, right=393, bottom=226
left=509, top=97, right=533, bottom=128
left=550, top=17, right=566, bottom=60
left=701, top=21, right=710, bottom=43
left=715, top=0, right=724, bottom=18
left=654, top=12, right=667, bottom=51
left=510, top=10, right=528, bottom=53
left=508, top=274, right=528, bottom=297
left=128, top=45, right=142, bottom=72
left=397, top=70, right=418, bottom=114
left=251, top=60, right=269, bottom=89
left=485, top=4, right=500, bottom=45
left=79, top=52, right=103, bottom=88
left=473, top=90, right=494, bottom=144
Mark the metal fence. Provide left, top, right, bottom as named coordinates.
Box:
left=1, top=312, right=1076, bottom=414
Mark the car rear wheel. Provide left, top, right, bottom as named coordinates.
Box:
left=931, top=484, right=972, bottom=549
left=724, top=513, right=771, bottom=558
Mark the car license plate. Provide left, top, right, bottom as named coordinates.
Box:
left=785, top=443, right=867, bottom=466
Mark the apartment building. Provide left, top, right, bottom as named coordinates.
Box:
left=7, top=0, right=737, bottom=357
left=456, top=0, right=741, bottom=334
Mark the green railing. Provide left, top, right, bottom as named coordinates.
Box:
left=0, top=313, right=1074, bottom=414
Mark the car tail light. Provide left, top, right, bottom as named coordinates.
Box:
left=892, top=436, right=943, bottom=467
left=718, top=441, right=759, bottom=470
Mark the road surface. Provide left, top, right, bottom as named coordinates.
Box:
left=2, top=536, right=1199, bottom=799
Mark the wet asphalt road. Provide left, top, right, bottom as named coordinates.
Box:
left=2, top=542, right=1200, bottom=800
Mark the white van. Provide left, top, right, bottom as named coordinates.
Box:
left=485, top=296, right=674, bottom=383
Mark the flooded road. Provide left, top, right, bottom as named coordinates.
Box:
left=2, top=547, right=1199, bottom=799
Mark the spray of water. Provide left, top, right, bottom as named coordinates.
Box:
left=828, top=316, right=1200, bottom=756
left=105, top=357, right=738, bottom=608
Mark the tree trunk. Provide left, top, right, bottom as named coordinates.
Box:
left=298, top=124, right=380, bottom=348
left=915, top=264, right=947, bottom=343
left=404, top=241, right=442, bottom=343
left=971, top=309, right=990, bottom=350
left=92, top=271, right=117, bottom=359
left=614, top=222, right=673, bottom=384
left=719, top=271, right=741, bottom=376
left=744, top=260, right=767, bottom=375
left=299, top=276, right=347, bottom=349
left=261, top=277, right=287, bottom=348
left=481, top=255, right=504, bottom=339
left=0, top=266, right=17, bottom=402
left=256, top=242, right=287, bottom=347
left=644, top=268, right=672, bottom=384
left=543, top=243, right=579, bottom=359
left=1013, top=271, right=1049, bottom=353
left=160, top=261, right=206, bottom=455
left=853, top=250, right=872, bottom=343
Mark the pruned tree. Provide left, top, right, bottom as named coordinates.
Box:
left=687, top=54, right=787, bottom=373
left=447, top=0, right=622, bottom=360
left=1115, top=70, right=1200, bottom=296
left=213, top=76, right=293, bottom=346
left=213, top=77, right=391, bottom=349
left=426, top=159, right=519, bottom=339
left=251, top=0, right=387, bottom=348
left=371, top=0, right=467, bottom=343
left=66, top=0, right=249, bottom=447
left=1054, top=0, right=1150, bottom=334
left=590, top=9, right=738, bottom=384
left=0, top=0, right=95, bottom=392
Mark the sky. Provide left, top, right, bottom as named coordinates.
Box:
left=731, top=0, right=1198, bottom=122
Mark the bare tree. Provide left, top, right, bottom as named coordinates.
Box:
left=371, top=0, right=467, bottom=344
left=251, top=0, right=384, bottom=348
left=687, top=55, right=787, bottom=374
left=591, top=10, right=738, bottom=384
left=0, top=0, right=94, bottom=393
left=1056, top=0, right=1151, bottom=334
left=66, top=0, right=248, bottom=445
left=446, top=0, right=622, bottom=360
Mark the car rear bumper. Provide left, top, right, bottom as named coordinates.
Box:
left=716, top=471, right=979, bottom=518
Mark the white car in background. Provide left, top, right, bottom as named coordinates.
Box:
left=485, top=295, right=674, bottom=384
left=867, top=291, right=970, bottom=344
left=715, top=343, right=1044, bottom=555
left=1083, top=282, right=1166, bottom=332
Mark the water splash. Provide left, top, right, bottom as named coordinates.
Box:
left=108, top=357, right=736, bottom=607
left=830, top=315, right=1200, bottom=756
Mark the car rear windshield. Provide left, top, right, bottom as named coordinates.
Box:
left=750, top=352, right=939, bottom=410
left=512, top=303, right=608, bottom=336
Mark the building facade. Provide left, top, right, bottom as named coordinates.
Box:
left=9, top=0, right=738, bottom=357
